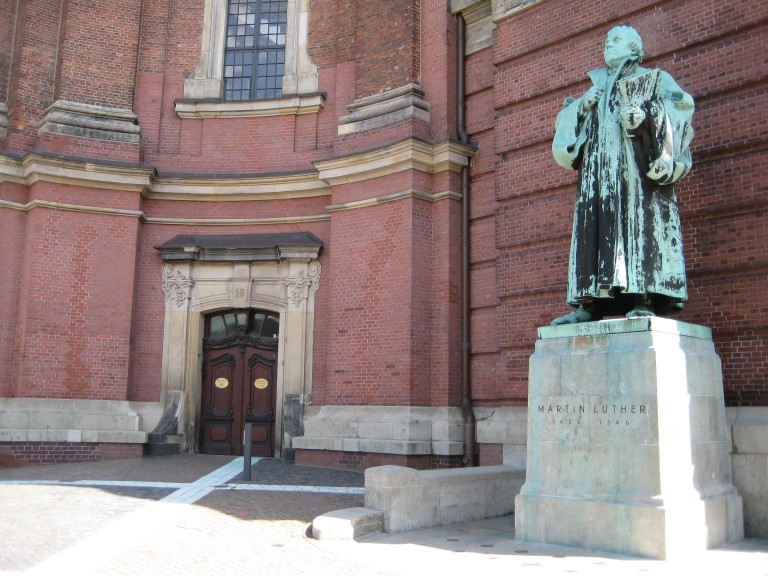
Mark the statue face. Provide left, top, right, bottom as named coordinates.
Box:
left=604, top=30, right=635, bottom=68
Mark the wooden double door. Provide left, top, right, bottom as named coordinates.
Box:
left=200, top=310, right=279, bottom=456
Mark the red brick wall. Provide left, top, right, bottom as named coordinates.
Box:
left=320, top=199, right=418, bottom=406
left=11, top=183, right=140, bottom=400
left=421, top=0, right=456, bottom=142
left=0, top=182, right=27, bottom=398
left=5, top=0, right=63, bottom=152
left=0, top=1, right=18, bottom=103
left=308, top=0, right=421, bottom=100
left=55, top=0, right=142, bottom=110
left=354, top=0, right=420, bottom=99
left=0, top=442, right=143, bottom=468
left=466, top=0, right=768, bottom=407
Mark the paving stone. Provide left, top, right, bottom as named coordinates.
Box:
left=0, top=455, right=766, bottom=576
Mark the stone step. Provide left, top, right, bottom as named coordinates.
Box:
left=312, top=507, right=383, bottom=541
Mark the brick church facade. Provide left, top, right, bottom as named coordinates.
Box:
left=1, top=0, right=766, bottom=535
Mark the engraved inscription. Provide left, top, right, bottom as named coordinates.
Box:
left=536, top=402, right=650, bottom=427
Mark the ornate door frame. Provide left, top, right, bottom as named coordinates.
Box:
left=155, top=233, right=322, bottom=456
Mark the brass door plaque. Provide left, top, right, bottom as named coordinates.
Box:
left=254, top=378, right=269, bottom=390
left=215, top=377, right=229, bottom=389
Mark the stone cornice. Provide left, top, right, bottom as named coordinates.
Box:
left=0, top=153, right=330, bottom=201
left=451, top=0, right=544, bottom=22
left=39, top=100, right=141, bottom=144
left=338, top=84, right=430, bottom=135
left=0, top=138, right=475, bottom=208
left=151, top=171, right=328, bottom=200
left=2, top=153, right=155, bottom=192
left=314, top=138, right=477, bottom=186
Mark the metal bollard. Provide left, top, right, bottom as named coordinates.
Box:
left=243, top=422, right=253, bottom=481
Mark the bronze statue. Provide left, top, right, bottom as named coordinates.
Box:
left=551, top=25, right=695, bottom=325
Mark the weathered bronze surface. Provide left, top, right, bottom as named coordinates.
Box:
left=551, top=26, right=694, bottom=325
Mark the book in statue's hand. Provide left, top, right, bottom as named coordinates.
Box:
left=617, top=68, right=662, bottom=107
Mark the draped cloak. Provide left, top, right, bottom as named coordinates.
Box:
left=552, top=61, right=695, bottom=315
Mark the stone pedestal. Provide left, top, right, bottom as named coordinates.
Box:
left=515, top=318, right=743, bottom=559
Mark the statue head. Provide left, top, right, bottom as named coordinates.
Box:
left=604, top=25, right=644, bottom=68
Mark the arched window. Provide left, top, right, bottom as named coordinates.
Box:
left=206, top=309, right=280, bottom=341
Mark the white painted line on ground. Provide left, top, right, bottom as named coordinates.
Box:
left=0, top=463, right=365, bottom=496
left=0, top=479, right=186, bottom=489
left=226, top=483, right=365, bottom=494
left=161, top=457, right=259, bottom=504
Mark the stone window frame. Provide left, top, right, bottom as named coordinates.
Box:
left=176, top=0, right=321, bottom=119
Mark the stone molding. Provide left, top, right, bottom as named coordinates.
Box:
left=0, top=153, right=327, bottom=201
left=0, top=138, right=473, bottom=223
left=490, top=0, right=544, bottom=21
left=162, top=264, right=194, bottom=307
left=452, top=0, right=544, bottom=22
left=338, top=84, right=430, bottom=135
left=0, top=138, right=473, bottom=197
left=450, top=0, right=494, bottom=54
left=285, top=262, right=321, bottom=306
left=451, top=0, right=545, bottom=53
left=38, top=100, right=140, bottom=144
left=0, top=102, right=7, bottom=139
left=0, top=198, right=143, bottom=219
left=0, top=152, right=154, bottom=192
left=175, top=93, right=324, bottom=119
left=150, top=170, right=327, bottom=201
left=314, top=138, right=476, bottom=186
left=291, top=406, right=465, bottom=456
left=326, top=189, right=462, bottom=213
left=155, top=248, right=323, bottom=455
left=155, top=232, right=324, bottom=263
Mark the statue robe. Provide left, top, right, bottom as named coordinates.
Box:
left=552, top=61, right=695, bottom=315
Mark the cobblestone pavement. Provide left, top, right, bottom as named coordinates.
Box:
left=1, top=455, right=767, bottom=575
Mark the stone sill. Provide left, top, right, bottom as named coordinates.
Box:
left=175, top=93, right=325, bottom=119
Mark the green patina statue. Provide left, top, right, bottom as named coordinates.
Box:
left=551, top=25, right=695, bottom=325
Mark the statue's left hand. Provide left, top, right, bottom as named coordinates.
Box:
left=647, top=153, right=674, bottom=182
left=620, top=105, right=645, bottom=130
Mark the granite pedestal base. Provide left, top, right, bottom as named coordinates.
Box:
left=514, top=318, right=743, bottom=559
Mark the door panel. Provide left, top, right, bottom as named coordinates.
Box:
left=201, top=350, right=238, bottom=455
left=245, top=352, right=276, bottom=457
left=200, top=310, right=279, bottom=456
